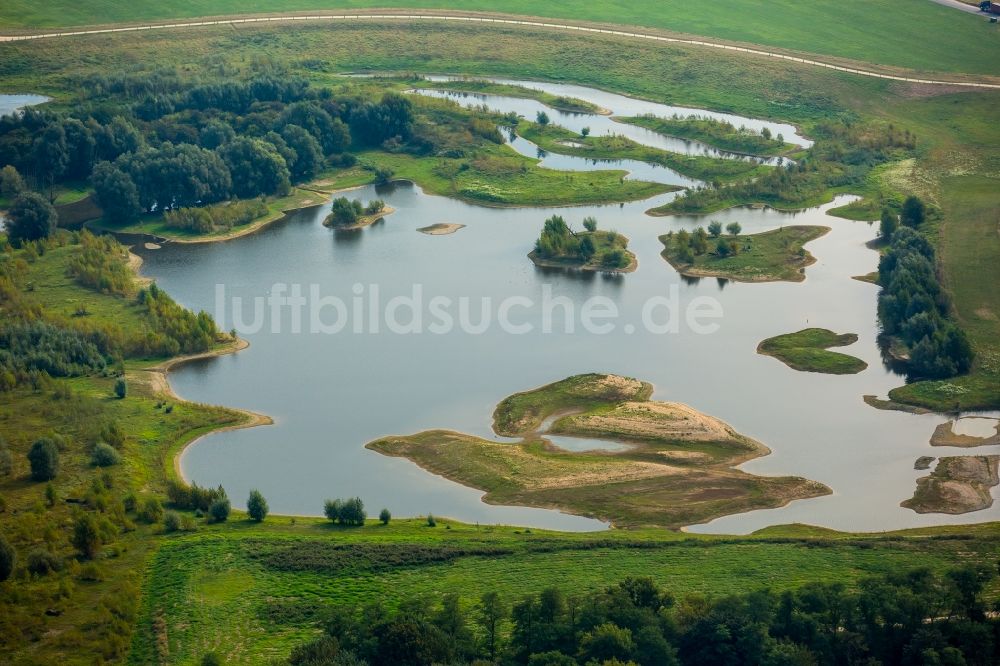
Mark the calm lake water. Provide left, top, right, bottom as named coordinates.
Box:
left=135, top=80, right=1000, bottom=533
left=0, top=93, right=49, bottom=117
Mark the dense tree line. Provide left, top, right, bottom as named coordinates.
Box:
left=0, top=75, right=422, bottom=232
left=877, top=225, right=973, bottom=379
left=286, top=565, right=999, bottom=666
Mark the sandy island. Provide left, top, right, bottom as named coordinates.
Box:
left=418, top=223, right=465, bottom=235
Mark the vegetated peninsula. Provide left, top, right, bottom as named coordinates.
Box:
left=902, top=456, right=1000, bottom=515
left=323, top=196, right=394, bottom=229
left=367, top=373, right=830, bottom=528
left=757, top=328, right=868, bottom=375
left=660, top=223, right=828, bottom=283
left=529, top=215, right=636, bottom=273
left=618, top=114, right=797, bottom=157
left=414, top=78, right=610, bottom=115
left=518, top=121, right=767, bottom=183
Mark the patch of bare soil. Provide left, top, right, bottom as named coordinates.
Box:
left=930, top=418, right=1000, bottom=447
left=902, top=455, right=1000, bottom=514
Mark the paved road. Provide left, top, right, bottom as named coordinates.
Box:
left=928, top=0, right=986, bottom=15
left=1, top=11, right=997, bottom=89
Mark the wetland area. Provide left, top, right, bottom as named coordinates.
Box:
left=124, top=79, right=1000, bottom=533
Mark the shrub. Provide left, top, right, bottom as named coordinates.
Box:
left=363, top=199, right=385, bottom=215
left=137, top=497, right=164, bottom=524
left=91, top=442, right=121, bottom=467
left=324, top=499, right=342, bottom=523
left=209, top=497, right=231, bottom=523
left=114, top=378, right=127, bottom=399
left=72, top=513, right=101, bottom=559
left=339, top=497, right=366, bottom=526
left=427, top=514, right=437, bottom=527
left=26, top=548, right=63, bottom=575
left=162, top=510, right=182, bottom=533
left=27, top=438, right=59, bottom=481
left=0, top=440, right=12, bottom=476
left=726, top=222, right=742, bottom=236
left=247, top=489, right=268, bottom=522
left=379, top=508, right=391, bottom=525
left=583, top=216, right=598, bottom=232
left=0, top=535, right=14, bottom=581
left=901, top=195, right=926, bottom=228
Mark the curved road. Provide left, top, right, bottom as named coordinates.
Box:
left=1, top=12, right=998, bottom=89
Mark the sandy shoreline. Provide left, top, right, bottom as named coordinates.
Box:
left=132, top=337, right=274, bottom=482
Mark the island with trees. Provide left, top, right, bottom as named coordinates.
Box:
left=367, top=373, right=829, bottom=528
left=660, top=223, right=828, bottom=282
left=529, top=215, right=636, bottom=273
left=757, top=328, right=868, bottom=375
left=322, top=196, right=394, bottom=229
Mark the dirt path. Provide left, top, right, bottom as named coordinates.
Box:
left=2, top=10, right=998, bottom=89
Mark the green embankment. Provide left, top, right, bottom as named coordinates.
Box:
left=660, top=225, right=829, bottom=283
left=618, top=115, right=797, bottom=157
left=0, top=1, right=997, bottom=77
left=518, top=122, right=768, bottom=183
left=359, top=146, right=671, bottom=207
left=757, top=328, right=868, bottom=375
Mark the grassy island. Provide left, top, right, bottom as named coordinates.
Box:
left=368, top=373, right=830, bottom=528
left=660, top=224, right=828, bottom=283
left=529, top=215, right=636, bottom=273
left=902, top=456, right=999, bottom=515
left=757, top=328, right=868, bottom=375
left=414, top=78, right=609, bottom=115
left=618, top=115, right=797, bottom=157
left=518, top=122, right=768, bottom=183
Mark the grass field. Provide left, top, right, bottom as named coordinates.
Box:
left=757, top=328, right=868, bottom=375
left=659, top=225, right=830, bottom=283
left=127, top=518, right=1000, bottom=665
left=0, top=1, right=997, bottom=77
